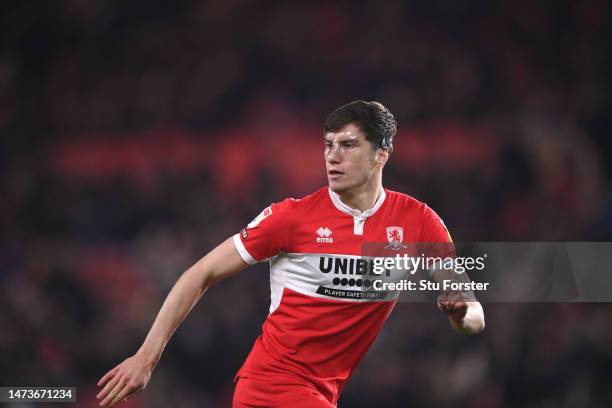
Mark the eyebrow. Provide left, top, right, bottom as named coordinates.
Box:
left=323, top=135, right=360, bottom=143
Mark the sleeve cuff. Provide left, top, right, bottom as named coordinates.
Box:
left=233, top=234, right=257, bottom=265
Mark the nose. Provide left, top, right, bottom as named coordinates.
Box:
left=326, top=143, right=341, bottom=163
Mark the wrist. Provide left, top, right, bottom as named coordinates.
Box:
left=136, top=348, right=161, bottom=367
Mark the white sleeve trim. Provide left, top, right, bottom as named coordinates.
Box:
left=233, top=233, right=257, bottom=265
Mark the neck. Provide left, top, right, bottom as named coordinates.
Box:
left=336, top=175, right=383, bottom=212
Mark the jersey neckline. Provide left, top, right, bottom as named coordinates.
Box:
left=327, top=187, right=387, bottom=220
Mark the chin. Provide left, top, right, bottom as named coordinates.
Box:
left=328, top=180, right=350, bottom=194
left=328, top=181, right=342, bottom=193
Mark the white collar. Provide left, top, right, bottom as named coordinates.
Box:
left=328, top=187, right=386, bottom=219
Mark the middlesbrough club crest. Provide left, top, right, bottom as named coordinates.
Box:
left=386, top=226, right=407, bottom=250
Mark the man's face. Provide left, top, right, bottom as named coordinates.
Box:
left=324, top=124, right=379, bottom=193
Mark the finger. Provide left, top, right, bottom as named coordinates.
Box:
left=100, top=376, right=127, bottom=407
left=438, top=291, right=460, bottom=304
left=446, top=292, right=465, bottom=305
left=108, top=383, right=130, bottom=407
left=449, top=302, right=466, bottom=311
left=453, top=291, right=469, bottom=301
left=97, top=375, right=117, bottom=400
left=98, top=367, right=118, bottom=387
left=439, top=299, right=452, bottom=306
left=447, top=302, right=468, bottom=319
left=439, top=297, right=450, bottom=307
left=453, top=300, right=467, bottom=310
left=110, top=381, right=137, bottom=407
left=97, top=372, right=123, bottom=401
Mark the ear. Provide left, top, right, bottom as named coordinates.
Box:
left=375, top=149, right=389, bottom=168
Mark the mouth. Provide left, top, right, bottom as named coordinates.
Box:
left=327, top=170, right=344, bottom=180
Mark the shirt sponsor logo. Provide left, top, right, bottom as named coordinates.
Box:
left=316, top=227, right=334, bottom=243
left=318, top=256, right=392, bottom=292
left=319, top=256, right=390, bottom=277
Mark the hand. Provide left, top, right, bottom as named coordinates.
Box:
left=437, top=290, right=469, bottom=322
left=96, top=353, right=156, bottom=407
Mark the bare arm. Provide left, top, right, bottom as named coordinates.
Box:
left=430, top=268, right=485, bottom=335
left=437, top=294, right=485, bottom=335
left=96, top=237, right=248, bottom=407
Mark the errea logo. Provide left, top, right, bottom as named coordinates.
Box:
left=316, top=227, right=334, bottom=243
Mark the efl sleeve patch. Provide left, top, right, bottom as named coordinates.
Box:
left=247, top=206, right=273, bottom=229
left=237, top=200, right=293, bottom=262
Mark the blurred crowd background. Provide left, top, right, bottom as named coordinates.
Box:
left=1, top=0, right=611, bottom=407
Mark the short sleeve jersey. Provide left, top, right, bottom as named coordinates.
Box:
left=233, top=187, right=452, bottom=404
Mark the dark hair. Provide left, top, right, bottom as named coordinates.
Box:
left=324, top=100, right=397, bottom=153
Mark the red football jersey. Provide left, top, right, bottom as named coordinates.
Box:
left=233, top=187, right=452, bottom=405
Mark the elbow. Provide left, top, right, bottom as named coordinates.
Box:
left=179, top=265, right=213, bottom=296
